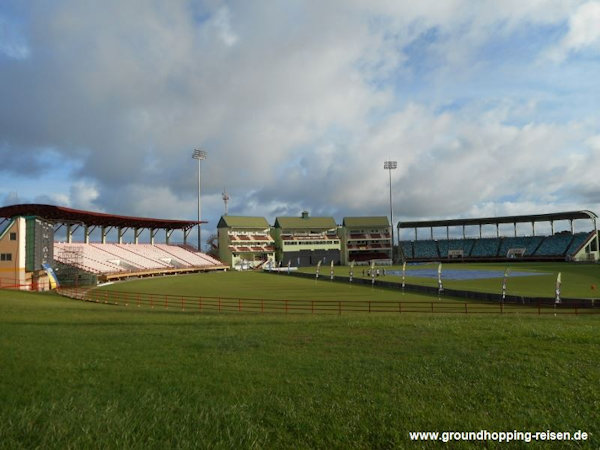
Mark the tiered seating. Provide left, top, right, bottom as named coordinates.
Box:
left=54, top=243, right=223, bottom=275
left=437, top=239, right=475, bottom=258
left=534, top=233, right=574, bottom=256
left=400, top=242, right=413, bottom=259
left=401, top=230, right=595, bottom=261
left=470, top=238, right=500, bottom=257
left=95, top=243, right=169, bottom=269
left=413, top=241, right=438, bottom=259
left=154, top=244, right=221, bottom=266
left=54, top=243, right=126, bottom=274
left=498, top=236, right=543, bottom=257
left=567, top=232, right=591, bottom=256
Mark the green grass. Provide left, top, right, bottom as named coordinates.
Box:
left=98, top=271, right=449, bottom=301
left=1, top=274, right=599, bottom=448
left=299, top=262, right=600, bottom=299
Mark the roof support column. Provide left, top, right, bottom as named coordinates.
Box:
left=118, top=227, right=127, bottom=244
left=150, top=228, right=158, bottom=245
left=551, top=221, right=554, bottom=235
left=462, top=225, right=465, bottom=239
left=479, top=224, right=482, bottom=239
left=166, top=229, right=174, bottom=245
left=571, top=219, right=574, bottom=234
left=134, top=227, right=142, bottom=244
left=446, top=226, right=449, bottom=240
left=414, top=228, right=417, bottom=241
left=184, top=228, right=192, bottom=246
left=430, top=226, right=433, bottom=240
left=496, top=223, right=499, bottom=238
left=514, top=222, right=517, bottom=237
left=532, top=221, right=535, bottom=236
left=67, top=224, right=73, bottom=243
left=84, top=225, right=96, bottom=244
left=101, top=226, right=112, bottom=244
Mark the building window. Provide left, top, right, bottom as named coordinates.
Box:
left=9, top=232, right=16, bottom=241
left=0, top=253, right=12, bottom=261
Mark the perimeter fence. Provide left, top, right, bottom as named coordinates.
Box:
left=56, top=287, right=600, bottom=316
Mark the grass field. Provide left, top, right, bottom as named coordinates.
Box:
left=1, top=272, right=599, bottom=448
left=299, top=262, right=600, bottom=299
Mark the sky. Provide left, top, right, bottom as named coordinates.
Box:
left=1, top=0, right=600, bottom=246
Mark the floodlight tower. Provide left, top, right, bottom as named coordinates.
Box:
left=384, top=160, right=397, bottom=260
left=222, top=188, right=230, bottom=215
left=192, top=149, right=207, bottom=251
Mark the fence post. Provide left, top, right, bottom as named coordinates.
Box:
left=338, top=301, right=341, bottom=315
left=238, top=298, right=241, bottom=312
left=501, top=302, right=503, bottom=314
left=431, top=302, right=434, bottom=313
left=285, top=299, right=288, bottom=314
left=311, top=300, right=314, bottom=314
left=137, top=293, right=140, bottom=307
left=368, top=301, right=371, bottom=313
left=538, top=301, right=541, bottom=315
left=181, top=296, right=184, bottom=311
left=261, top=299, right=264, bottom=314
left=219, top=297, right=221, bottom=312
left=398, top=302, right=401, bottom=313
left=465, top=303, right=467, bottom=314
left=165, top=295, right=168, bottom=309
left=198, top=297, right=202, bottom=312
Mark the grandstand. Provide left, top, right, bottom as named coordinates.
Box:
left=398, top=211, right=599, bottom=262
left=339, top=217, right=392, bottom=265
left=0, top=204, right=227, bottom=289
left=217, top=216, right=276, bottom=270
left=272, top=212, right=340, bottom=267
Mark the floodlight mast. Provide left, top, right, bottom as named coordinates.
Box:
left=192, top=149, right=207, bottom=251
left=384, top=161, right=397, bottom=261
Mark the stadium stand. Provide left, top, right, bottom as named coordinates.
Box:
left=534, top=232, right=574, bottom=256
left=341, top=217, right=392, bottom=265
left=470, top=238, right=501, bottom=257
left=400, top=241, right=413, bottom=260
left=498, top=236, right=543, bottom=257
left=0, top=204, right=228, bottom=289
left=567, top=232, right=591, bottom=256
left=437, top=239, right=475, bottom=258
left=398, top=211, right=600, bottom=262
left=54, top=243, right=223, bottom=276
left=412, top=240, right=439, bottom=259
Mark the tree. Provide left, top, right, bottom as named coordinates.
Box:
left=205, top=233, right=219, bottom=258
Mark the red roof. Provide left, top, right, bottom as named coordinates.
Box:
left=0, top=204, right=204, bottom=231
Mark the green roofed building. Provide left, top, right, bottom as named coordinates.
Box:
left=217, top=216, right=275, bottom=269
left=272, top=211, right=340, bottom=267
left=340, top=216, right=392, bottom=265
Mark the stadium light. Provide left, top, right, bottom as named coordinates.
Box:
left=384, top=160, right=397, bottom=261
left=192, top=149, right=207, bottom=251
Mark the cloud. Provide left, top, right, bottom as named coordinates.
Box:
left=1, top=0, right=600, bottom=247
left=546, top=1, right=600, bottom=61
left=211, top=5, right=238, bottom=46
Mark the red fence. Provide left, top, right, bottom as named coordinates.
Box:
left=56, top=287, right=599, bottom=316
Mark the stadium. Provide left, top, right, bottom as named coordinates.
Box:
left=2, top=201, right=600, bottom=447
left=2, top=2, right=600, bottom=445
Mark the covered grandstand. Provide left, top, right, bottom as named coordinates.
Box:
left=398, top=211, right=599, bottom=262
left=0, top=204, right=227, bottom=289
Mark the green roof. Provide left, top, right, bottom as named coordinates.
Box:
left=274, top=216, right=337, bottom=230
left=343, top=216, right=390, bottom=228
left=217, top=216, right=270, bottom=229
